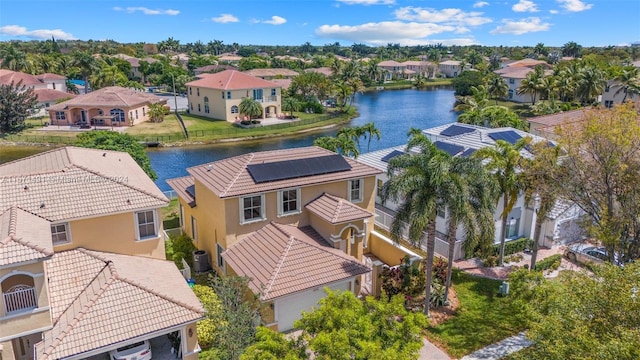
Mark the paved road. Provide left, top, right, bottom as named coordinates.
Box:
left=460, top=332, right=533, bottom=360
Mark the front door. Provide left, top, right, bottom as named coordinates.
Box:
left=81, top=110, right=87, bottom=123
left=13, top=333, right=41, bottom=360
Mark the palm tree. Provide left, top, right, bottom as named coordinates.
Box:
left=71, top=51, right=98, bottom=94
left=473, top=137, right=532, bottom=266
left=148, top=103, right=167, bottom=122
left=91, top=64, right=127, bottom=89
left=517, top=65, right=545, bottom=105
left=0, top=45, right=28, bottom=71
left=576, top=65, right=606, bottom=104
left=613, top=67, right=640, bottom=103
left=486, top=74, right=508, bottom=105
left=382, top=130, right=450, bottom=316
left=361, top=122, right=381, bottom=152
left=239, top=97, right=262, bottom=119
left=562, top=41, right=582, bottom=58
left=281, top=96, right=300, bottom=117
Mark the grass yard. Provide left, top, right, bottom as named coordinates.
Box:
left=425, top=270, right=527, bottom=359
left=492, top=100, right=536, bottom=118
left=161, top=198, right=180, bottom=229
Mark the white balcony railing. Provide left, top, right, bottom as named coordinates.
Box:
left=3, top=285, right=38, bottom=314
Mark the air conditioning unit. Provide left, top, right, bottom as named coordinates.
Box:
left=192, top=250, right=210, bottom=273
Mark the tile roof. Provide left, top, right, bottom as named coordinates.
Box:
left=243, top=68, right=299, bottom=77
left=34, top=89, right=75, bottom=102
left=185, top=70, right=280, bottom=90
left=270, top=78, right=292, bottom=90
left=527, top=109, right=589, bottom=127
left=166, top=176, right=196, bottom=207
left=36, top=73, right=67, bottom=81
left=222, top=222, right=370, bottom=301
left=305, top=67, right=333, bottom=76
left=184, top=146, right=382, bottom=198
left=0, top=206, right=53, bottom=267
left=195, top=64, right=237, bottom=73
left=378, top=60, right=402, bottom=67
left=439, top=60, right=462, bottom=66
left=48, top=86, right=166, bottom=111
left=495, top=67, right=535, bottom=79
left=504, top=59, right=550, bottom=68
left=0, top=147, right=168, bottom=222
left=0, top=69, right=43, bottom=86
left=36, top=248, right=204, bottom=360
left=305, top=193, right=374, bottom=224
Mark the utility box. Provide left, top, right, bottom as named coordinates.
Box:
left=193, top=250, right=210, bottom=273
left=499, top=281, right=510, bottom=296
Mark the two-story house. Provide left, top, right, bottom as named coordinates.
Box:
left=185, top=70, right=282, bottom=122
left=357, top=123, right=586, bottom=260
left=0, top=147, right=204, bottom=360
left=0, top=70, right=71, bottom=113
left=377, top=60, right=407, bottom=81
left=168, top=146, right=413, bottom=332
left=438, top=60, right=462, bottom=78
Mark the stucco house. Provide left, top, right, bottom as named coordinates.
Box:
left=401, top=60, right=435, bottom=78
left=47, top=86, right=167, bottom=127
left=0, top=70, right=71, bottom=111
left=167, top=146, right=419, bottom=332
left=600, top=80, right=640, bottom=108
left=438, top=60, right=463, bottom=78
left=495, top=60, right=553, bottom=103
left=377, top=60, right=408, bottom=81
left=185, top=70, right=282, bottom=122
left=357, top=123, right=585, bottom=260
left=527, top=109, right=590, bottom=140
left=112, top=54, right=158, bottom=80
left=0, top=147, right=204, bottom=360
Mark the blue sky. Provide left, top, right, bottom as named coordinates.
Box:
left=1, top=0, right=638, bottom=47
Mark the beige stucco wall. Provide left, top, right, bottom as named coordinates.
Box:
left=369, top=232, right=412, bottom=267
left=48, top=101, right=164, bottom=126
left=183, top=322, right=199, bottom=360
left=0, top=310, right=50, bottom=341
left=187, top=87, right=281, bottom=122
left=53, top=211, right=165, bottom=259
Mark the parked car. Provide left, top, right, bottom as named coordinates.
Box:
left=109, top=340, right=152, bottom=360
left=564, top=243, right=623, bottom=267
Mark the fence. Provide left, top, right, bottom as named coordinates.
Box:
left=4, top=286, right=38, bottom=313
left=164, top=190, right=177, bottom=200
left=375, top=205, right=465, bottom=260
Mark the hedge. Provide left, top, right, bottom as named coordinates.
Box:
left=533, top=254, right=563, bottom=272
left=491, top=238, right=532, bottom=257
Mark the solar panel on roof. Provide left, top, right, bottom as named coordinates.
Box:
left=247, top=154, right=352, bottom=183
left=435, top=141, right=464, bottom=156
left=381, top=150, right=406, bottom=163
left=488, top=130, right=522, bottom=145
left=186, top=185, right=196, bottom=198
left=439, top=124, right=476, bottom=137
left=460, top=148, right=477, bottom=157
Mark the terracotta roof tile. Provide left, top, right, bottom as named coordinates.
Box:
left=527, top=109, right=589, bottom=127
left=222, top=222, right=370, bottom=300
left=0, top=206, right=53, bottom=266
left=36, top=73, right=67, bottom=81
left=378, top=60, right=402, bottom=67
left=166, top=176, right=196, bottom=207
left=184, top=146, right=381, bottom=198
left=243, top=68, right=299, bottom=77
left=0, top=69, right=43, bottom=86
left=48, top=86, right=166, bottom=111
left=0, top=147, right=168, bottom=222
left=305, top=67, right=333, bottom=76
left=305, top=193, right=374, bottom=224
left=185, top=70, right=280, bottom=90
left=34, top=89, right=75, bottom=102
left=36, top=248, right=204, bottom=360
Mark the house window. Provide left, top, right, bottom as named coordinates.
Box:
left=509, top=78, right=515, bottom=84
left=45, top=103, right=50, bottom=108
left=506, top=217, right=520, bottom=239
left=271, top=89, right=276, bottom=96
left=55, top=111, right=66, bottom=120
left=197, top=88, right=200, bottom=96
left=135, top=210, right=158, bottom=240
left=376, top=179, right=384, bottom=197
left=135, top=110, right=139, bottom=119
left=348, top=179, right=363, bottom=203
left=216, top=243, right=225, bottom=269
left=51, top=223, right=70, bottom=245
left=198, top=104, right=201, bottom=112
left=605, top=100, right=614, bottom=108
left=52, top=82, right=56, bottom=90
left=191, top=215, right=198, bottom=243
left=508, top=90, right=514, bottom=99
left=110, top=108, right=125, bottom=122
left=278, top=188, right=301, bottom=216
left=231, top=105, right=239, bottom=114
left=227, top=91, right=231, bottom=99
left=204, top=97, right=210, bottom=113
left=240, top=194, right=264, bottom=224
left=142, top=107, right=146, bottom=116
left=189, top=87, right=192, bottom=95
left=253, top=89, right=263, bottom=101
left=190, top=103, right=193, bottom=111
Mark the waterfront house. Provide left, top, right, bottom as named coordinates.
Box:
left=0, top=147, right=204, bottom=360
left=168, top=146, right=419, bottom=331
left=47, top=86, right=167, bottom=127
left=0, top=70, right=70, bottom=111
left=185, top=70, right=282, bottom=122
left=377, top=60, right=406, bottom=81
left=438, top=60, right=463, bottom=78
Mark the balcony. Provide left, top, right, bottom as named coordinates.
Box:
left=3, top=285, right=37, bottom=314
left=254, top=96, right=278, bottom=103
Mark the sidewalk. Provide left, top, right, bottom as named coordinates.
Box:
left=419, top=338, right=451, bottom=360
left=460, top=332, right=533, bottom=360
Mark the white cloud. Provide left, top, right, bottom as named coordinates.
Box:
left=113, top=6, right=179, bottom=15
left=316, top=21, right=457, bottom=46
left=0, top=25, right=76, bottom=40
left=263, top=16, right=287, bottom=25
left=513, top=0, right=539, bottom=12
left=336, top=0, right=395, bottom=5
left=549, top=9, right=559, bottom=14
left=394, top=7, right=492, bottom=26
left=212, top=14, right=239, bottom=23
left=490, top=17, right=551, bottom=35
left=557, top=0, right=593, bottom=12
left=473, top=1, right=490, bottom=8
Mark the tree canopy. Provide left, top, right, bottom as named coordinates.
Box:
left=0, top=80, right=38, bottom=133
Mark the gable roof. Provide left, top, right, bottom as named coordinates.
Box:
left=35, top=248, right=204, bottom=360
left=48, top=86, right=166, bottom=111
left=183, top=146, right=381, bottom=198
left=0, top=147, right=168, bottom=222
left=495, top=67, right=535, bottom=79
left=0, top=69, right=43, bottom=86
left=222, top=222, right=370, bottom=301
left=166, top=176, right=196, bottom=207
left=34, top=88, right=75, bottom=103
left=306, top=193, right=374, bottom=224
left=243, top=68, right=299, bottom=77
left=378, top=60, right=402, bottom=67
left=186, top=70, right=279, bottom=90
left=439, top=60, right=462, bottom=66
left=0, top=206, right=53, bottom=267
left=36, top=73, right=67, bottom=81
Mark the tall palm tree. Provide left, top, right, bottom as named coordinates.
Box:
left=486, top=74, right=508, bottom=105
left=576, top=65, right=606, bottom=104
left=517, top=65, right=545, bottom=105
left=238, top=97, right=262, bottom=119
left=361, top=122, right=381, bottom=152
left=382, top=130, right=450, bottom=316
left=71, top=51, right=98, bottom=94
left=0, top=45, right=28, bottom=71
left=281, top=96, right=300, bottom=117
left=473, top=137, right=532, bottom=266
left=613, top=67, right=640, bottom=103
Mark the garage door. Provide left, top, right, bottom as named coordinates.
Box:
left=276, top=280, right=351, bottom=332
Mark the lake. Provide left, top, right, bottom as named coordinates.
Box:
left=0, top=87, right=458, bottom=191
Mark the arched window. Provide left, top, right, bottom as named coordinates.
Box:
left=204, top=97, right=210, bottom=114
left=1, top=274, right=37, bottom=313
left=110, top=108, right=125, bottom=122
left=231, top=105, right=239, bottom=114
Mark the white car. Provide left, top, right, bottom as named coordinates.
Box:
left=109, top=340, right=152, bottom=360
left=564, top=243, right=624, bottom=267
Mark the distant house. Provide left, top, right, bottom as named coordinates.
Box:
left=185, top=70, right=282, bottom=121
left=494, top=67, right=537, bottom=103
left=243, top=68, right=299, bottom=80
left=0, top=147, right=204, bottom=360
left=47, top=86, right=167, bottom=127
left=0, top=70, right=70, bottom=110
left=401, top=60, right=435, bottom=78
left=305, top=67, right=333, bottom=77
left=377, top=60, right=406, bottom=81
left=438, top=60, right=463, bottom=78
left=218, top=54, right=243, bottom=66
left=113, top=53, right=158, bottom=80
left=499, top=58, right=551, bottom=70
left=527, top=109, right=590, bottom=140
left=194, top=64, right=237, bottom=76
left=601, top=80, right=640, bottom=108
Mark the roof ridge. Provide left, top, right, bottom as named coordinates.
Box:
left=221, top=153, right=254, bottom=197
left=332, top=197, right=343, bottom=224
left=262, top=226, right=295, bottom=300
left=11, top=236, right=55, bottom=257
left=114, top=274, right=205, bottom=315
left=111, top=88, right=131, bottom=107
left=72, top=164, right=168, bottom=203
left=0, top=146, right=69, bottom=169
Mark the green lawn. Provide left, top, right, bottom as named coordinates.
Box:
left=491, top=100, right=536, bottom=118
left=162, top=198, right=180, bottom=229
left=425, top=270, right=526, bottom=359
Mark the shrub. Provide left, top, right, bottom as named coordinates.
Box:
left=482, top=255, right=499, bottom=267
left=430, top=282, right=447, bottom=307
left=192, top=284, right=224, bottom=349
left=533, top=254, right=563, bottom=272
left=302, top=101, right=324, bottom=114
left=431, top=256, right=448, bottom=284
left=166, top=232, right=197, bottom=268
left=505, top=253, right=524, bottom=264
left=491, top=238, right=532, bottom=257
